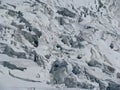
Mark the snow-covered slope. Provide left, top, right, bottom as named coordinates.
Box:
left=0, top=0, right=120, bottom=89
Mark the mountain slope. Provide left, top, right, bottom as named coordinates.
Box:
left=0, top=0, right=120, bottom=89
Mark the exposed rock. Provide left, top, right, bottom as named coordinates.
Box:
left=75, top=35, right=84, bottom=42
left=102, top=64, right=115, bottom=75
left=117, top=72, right=120, bottom=79
left=77, top=82, right=95, bottom=89
left=2, top=44, right=26, bottom=58
left=0, top=24, right=3, bottom=30
left=0, top=6, right=5, bottom=9
left=32, top=28, right=42, bottom=37
left=77, top=55, right=82, bottom=59
left=85, top=69, right=99, bottom=82
left=35, top=0, right=53, bottom=15
left=98, top=0, right=104, bottom=11
left=45, top=54, right=51, bottom=59
left=0, top=0, right=120, bottom=89
left=65, top=74, right=95, bottom=89
left=84, top=69, right=106, bottom=90
left=84, top=26, right=93, bottom=29
left=64, top=75, right=77, bottom=88
left=78, top=15, right=83, bottom=22
left=55, top=17, right=65, bottom=25
left=11, top=21, right=24, bottom=30
left=61, top=35, right=84, bottom=48
left=18, top=16, right=32, bottom=31
left=70, top=40, right=84, bottom=49
left=56, top=44, right=63, bottom=50
left=88, top=60, right=102, bottom=68
left=61, top=35, right=71, bottom=45
left=98, top=81, right=107, bottom=90
left=50, top=60, right=68, bottom=84
left=7, top=3, right=16, bottom=9
left=110, top=43, right=114, bottom=49
left=2, top=61, right=26, bottom=71
left=33, top=53, right=46, bottom=68
left=35, top=0, right=45, bottom=5
left=17, top=11, right=23, bottom=17
left=22, top=31, right=39, bottom=47
left=72, top=65, right=81, bottom=75
left=57, top=8, right=76, bottom=18
left=8, top=10, right=17, bottom=16
left=107, top=81, right=120, bottom=90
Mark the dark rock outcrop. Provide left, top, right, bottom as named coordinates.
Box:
left=77, top=82, right=95, bottom=89
left=32, top=28, right=42, bottom=37
left=22, top=31, right=39, bottom=47
left=72, top=65, right=81, bottom=75
left=61, top=35, right=84, bottom=48
left=64, top=75, right=77, bottom=88
left=117, top=72, right=120, bottom=79
left=88, top=60, right=102, bottom=68
left=34, top=55, right=46, bottom=69
left=84, top=69, right=106, bottom=90
left=107, top=81, right=120, bottom=90
left=0, top=43, right=26, bottom=58
left=8, top=10, right=17, bottom=16
left=3, top=44, right=26, bottom=58
left=102, top=64, right=115, bottom=75
left=11, top=21, right=24, bottom=30
left=57, top=8, right=76, bottom=18
left=55, top=17, right=65, bottom=25
left=2, top=61, right=26, bottom=71
left=50, top=60, right=68, bottom=84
